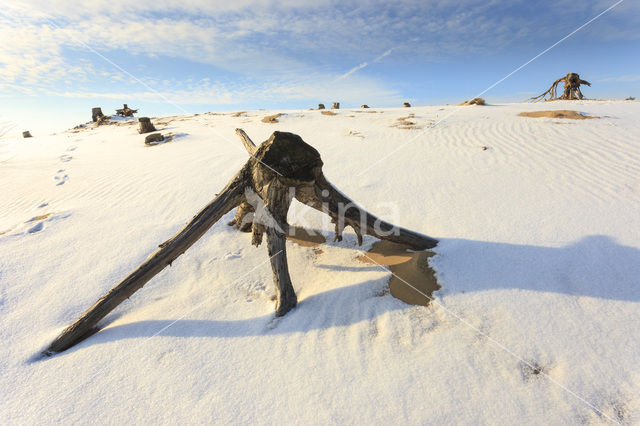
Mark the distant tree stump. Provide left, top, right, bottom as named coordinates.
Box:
left=332, top=102, right=340, bottom=109
left=116, top=103, right=138, bottom=117
left=96, top=115, right=110, bottom=126
left=318, top=104, right=325, bottom=110
left=138, top=117, right=156, bottom=134
left=402, top=102, right=411, bottom=108
left=145, top=133, right=164, bottom=144
left=361, top=105, right=369, bottom=108
left=92, top=107, right=104, bottom=122
left=22, top=131, right=32, bottom=138
left=529, top=73, right=591, bottom=102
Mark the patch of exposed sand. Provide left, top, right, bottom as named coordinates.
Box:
left=321, top=110, right=337, bottom=116
left=284, top=227, right=439, bottom=306
left=262, top=113, right=283, bottom=123
left=27, top=213, right=53, bottom=222
left=358, top=240, right=439, bottom=306
left=459, top=97, right=486, bottom=106
left=392, top=114, right=419, bottom=130
left=518, top=110, right=598, bottom=120
left=286, top=227, right=326, bottom=247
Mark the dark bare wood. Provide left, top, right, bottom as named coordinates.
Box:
left=138, top=117, right=156, bottom=134
left=45, top=165, right=248, bottom=354
left=22, top=131, right=32, bottom=138
left=92, top=107, right=104, bottom=122
left=235, top=128, right=257, bottom=155
left=46, top=128, right=438, bottom=354
left=116, top=104, right=138, bottom=117
left=529, top=73, right=591, bottom=102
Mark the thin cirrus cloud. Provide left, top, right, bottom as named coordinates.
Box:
left=0, top=0, right=638, bottom=107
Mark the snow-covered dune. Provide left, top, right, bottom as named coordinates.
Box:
left=1, top=101, right=639, bottom=424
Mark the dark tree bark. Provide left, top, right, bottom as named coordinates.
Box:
left=22, top=131, right=32, bottom=138
left=92, top=107, right=104, bottom=122
left=44, top=129, right=437, bottom=355
left=331, top=102, right=340, bottom=109
left=116, top=104, right=138, bottom=117
left=529, top=73, right=591, bottom=102
left=138, top=117, right=156, bottom=134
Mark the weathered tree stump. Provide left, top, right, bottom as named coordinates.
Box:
left=43, top=129, right=437, bottom=355
left=318, top=104, right=325, bottom=110
left=92, top=107, right=104, bottom=122
left=22, top=131, right=32, bottom=138
left=138, top=117, right=156, bottom=134
left=402, top=102, right=411, bottom=108
left=96, top=115, right=110, bottom=126
left=144, top=133, right=164, bottom=144
left=361, top=105, right=370, bottom=108
left=116, top=104, right=138, bottom=117
left=331, top=102, right=340, bottom=109
left=529, top=73, right=591, bottom=102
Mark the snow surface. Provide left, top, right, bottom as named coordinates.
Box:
left=1, top=101, right=639, bottom=424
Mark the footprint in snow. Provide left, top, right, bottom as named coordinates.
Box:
left=59, top=154, right=73, bottom=162
left=27, top=222, right=44, bottom=233
left=54, top=173, right=69, bottom=186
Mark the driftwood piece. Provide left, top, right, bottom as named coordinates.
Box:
left=529, top=73, right=591, bottom=102
left=138, top=117, right=156, bottom=134
left=22, top=131, right=32, bottom=138
left=44, top=129, right=437, bottom=354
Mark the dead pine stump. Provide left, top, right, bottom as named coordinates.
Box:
left=144, top=133, right=164, bottom=144
left=529, top=73, right=591, bottom=102
left=318, top=104, right=325, bottom=110
left=331, top=102, right=340, bottom=109
left=138, top=117, right=156, bottom=134
left=402, top=102, right=411, bottom=108
left=116, top=103, right=138, bottom=117
left=22, top=131, right=32, bottom=138
left=43, top=128, right=438, bottom=355
left=92, top=107, right=104, bottom=122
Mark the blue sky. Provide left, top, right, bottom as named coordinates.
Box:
left=1, top=0, right=639, bottom=136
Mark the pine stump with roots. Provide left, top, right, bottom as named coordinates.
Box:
left=529, top=73, right=591, bottom=102
left=44, top=129, right=438, bottom=355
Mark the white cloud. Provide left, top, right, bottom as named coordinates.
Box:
left=1, top=0, right=637, bottom=106
left=599, top=74, right=640, bottom=83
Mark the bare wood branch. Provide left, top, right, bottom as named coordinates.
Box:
left=45, top=165, right=249, bottom=354
left=235, top=128, right=258, bottom=155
